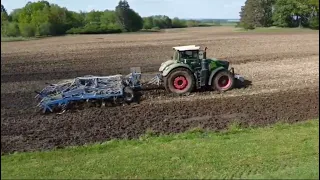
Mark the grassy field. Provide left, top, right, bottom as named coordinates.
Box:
left=1, top=36, right=40, bottom=42
left=1, top=120, right=319, bottom=179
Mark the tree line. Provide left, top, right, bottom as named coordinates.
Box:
left=1, top=0, right=204, bottom=37
left=239, top=0, right=319, bottom=29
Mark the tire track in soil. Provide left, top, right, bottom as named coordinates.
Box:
left=1, top=51, right=317, bottom=83
left=1, top=87, right=318, bottom=155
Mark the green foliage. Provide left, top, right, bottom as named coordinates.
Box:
left=38, top=22, right=52, bottom=36
left=272, top=0, right=315, bottom=27
left=240, top=0, right=319, bottom=29
left=309, top=16, right=319, bottom=29
left=239, top=0, right=274, bottom=29
left=85, top=10, right=103, bottom=24
left=172, top=17, right=187, bottom=28
left=19, top=23, right=36, bottom=37
left=142, top=16, right=200, bottom=30
left=115, top=0, right=143, bottom=32
left=2, top=22, right=20, bottom=37
left=1, top=1, right=210, bottom=37
left=1, top=4, right=9, bottom=23
left=186, top=20, right=200, bottom=27
left=143, top=17, right=154, bottom=29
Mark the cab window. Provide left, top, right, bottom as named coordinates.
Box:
left=180, top=50, right=199, bottom=59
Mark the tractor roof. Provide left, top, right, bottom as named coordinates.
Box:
left=173, top=45, right=201, bottom=51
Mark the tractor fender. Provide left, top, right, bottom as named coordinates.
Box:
left=162, top=63, right=193, bottom=77
left=208, top=67, right=226, bottom=86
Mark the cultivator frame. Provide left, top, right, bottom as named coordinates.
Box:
left=35, top=67, right=162, bottom=114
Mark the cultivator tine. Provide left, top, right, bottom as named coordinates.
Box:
left=101, top=101, right=106, bottom=107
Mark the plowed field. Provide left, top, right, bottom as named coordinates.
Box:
left=1, top=27, right=319, bottom=154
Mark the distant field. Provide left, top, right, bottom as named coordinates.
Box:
left=234, top=27, right=318, bottom=33
left=1, top=36, right=39, bottom=42
left=1, top=120, right=318, bottom=179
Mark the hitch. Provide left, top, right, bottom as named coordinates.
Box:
left=230, top=67, right=235, bottom=76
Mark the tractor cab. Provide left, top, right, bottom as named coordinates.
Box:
left=172, top=45, right=200, bottom=61
left=172, top=45, right=207, bottom=61
left=172, top=45, right=206, bottom=70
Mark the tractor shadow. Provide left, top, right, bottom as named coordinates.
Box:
left=136, top=78, right=253, bottom=99
left=193, top=78, right=253, bottom=93
left=234, top=79, right=252, bottom=89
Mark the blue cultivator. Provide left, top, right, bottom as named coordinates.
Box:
left=35, top=67, right=161, bottom=114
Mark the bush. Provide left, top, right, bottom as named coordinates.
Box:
left=66, top=24, right=122, bottom=34
left=309, top=16, right=319, bottom=29
left=19, top=23, right=36, bottom=37
left=241, top=22, right=255, bottom=30
left=186, top=20, right=199, bottom=27
left=151, top=27, right=160, bottom=31
left=1, top=22, right=20, bottom=37
left=38, top=23, right=53, bottom=36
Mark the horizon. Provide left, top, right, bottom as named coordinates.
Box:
left=1, top=0, right=245, bottom=19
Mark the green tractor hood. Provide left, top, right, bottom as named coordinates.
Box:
left=207, top=58, right=230, bottom=70
left=159, top=60, right=177, bottom=72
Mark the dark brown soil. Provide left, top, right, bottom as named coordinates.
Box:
left=1, top=87, right=318, bottom=155
left=1, top=29, right=319, bottom=155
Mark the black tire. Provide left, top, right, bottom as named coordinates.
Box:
left=212, top=70, right=234, bottom=92
left=164, top=68, right=195, bottom=94
left=123, top=86, right=135, bottom=103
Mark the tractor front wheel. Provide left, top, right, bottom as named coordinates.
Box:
left=213, top=70, right=234, bottom=92
left=164, top=68, right=195, bottom=95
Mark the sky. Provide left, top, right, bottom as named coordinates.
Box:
left=1, top=0, right=246, bottom=19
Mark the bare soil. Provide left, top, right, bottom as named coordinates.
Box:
left=1, top=26, right=319, bottom=154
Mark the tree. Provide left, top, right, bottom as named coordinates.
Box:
left=115, top=0, right=131, bottom=31
left=1, top=4, right=9, bottom=23
left=143, top=17, right=154, bottom=29
left=239, top=0, right=276, bottom=29
left=163, top=16, right=172, bottom=28
left=10, top=8, right=22, bottom=22
left=172, top=17, right=186, bottom=28
left=115, top=0, right=143, bottom=32
left=1, top=4, right=10, bottom=36
left=308, top=0, right=319, bottom=29
left=100, top=10, right=117, bottom=25
left=272, top=0, right=315, bottom=28
left=100, top=10, right=121, bottom=30
left=19, top=23, right=36, bottom=37
left=259, top=0, right=276, bottom=27
left=85, top=10, right=103, bottom=24
left=127, top=9, right=143, bottom=31
left=239, top=0, right=257, bottom=29
left=5, top=22, right=20, bottom=36
left=186, top=20, right=199, bottom=27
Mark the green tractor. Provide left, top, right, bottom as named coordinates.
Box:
left=159, top=45, right=244, bottom=94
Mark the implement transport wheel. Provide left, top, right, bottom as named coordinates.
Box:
left=164, top=68, right=195, bottom=94
left=123, top=86, right=135, bottom=103
left=213, top=70, right=234, bottom=92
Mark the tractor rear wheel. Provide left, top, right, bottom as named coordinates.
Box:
left=213, top=70, right=234, bottom=92
left=164, top=68, right=195, bottom=94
